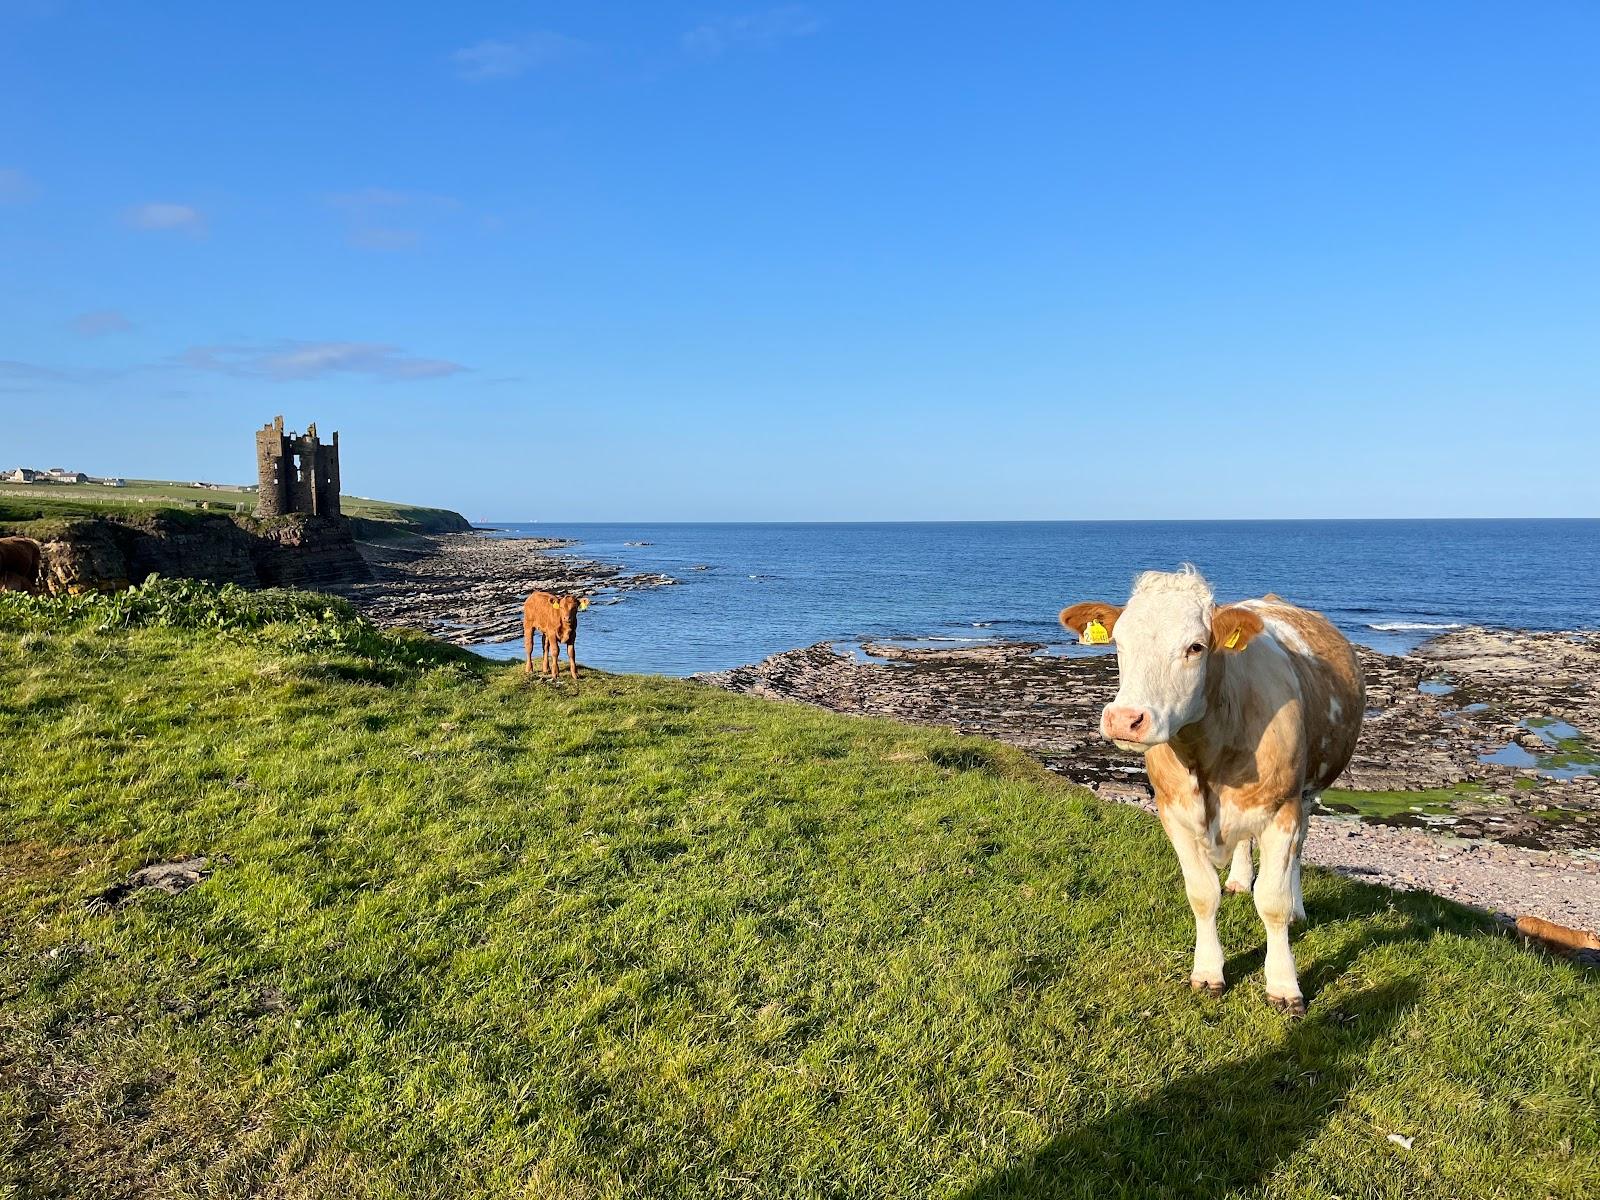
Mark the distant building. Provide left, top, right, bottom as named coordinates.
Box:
left=254, top=415, right=342, bottom=518
left=6, top=466, right=129, bottom=487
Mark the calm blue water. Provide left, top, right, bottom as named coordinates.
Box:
left=473, top=520, right=1600, bottom=677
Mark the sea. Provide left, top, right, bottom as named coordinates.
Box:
left=471, top=520, right=1600, bottom=677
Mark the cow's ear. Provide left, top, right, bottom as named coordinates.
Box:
left=1211, top=606, right=1265, bottom=653
left=1059, top=602, right=1123, bottom=644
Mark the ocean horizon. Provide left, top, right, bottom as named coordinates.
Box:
left=470, top=518, right=1600, bottom=676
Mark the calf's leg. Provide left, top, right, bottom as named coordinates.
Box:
left=566, top=638, right=578, bottom=685
left=1159, top=809, right=1225, bottom=996
left=1255, top=804, right=1306, bottom=1014
left=1224, top=839, right=1254, bottom=894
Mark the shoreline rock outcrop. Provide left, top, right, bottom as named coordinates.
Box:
left=699, top=630, right=1600, bottom=851
left=337, top=531, right=674, bottom=645
left=699, top=629, right=1600, bottom=935
left=26, top=511, right=373, bottom=593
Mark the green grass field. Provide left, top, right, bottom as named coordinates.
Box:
left=1, top=583, right=1595, bottom=1199
left=0, top=480, right=468, bottom=534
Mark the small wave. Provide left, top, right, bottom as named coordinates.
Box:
left=1367, top=621, right=1465, bottom=632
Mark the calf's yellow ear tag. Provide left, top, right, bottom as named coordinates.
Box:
left=1224, top=629, right=1241, bottom=650
left=579, top=598, right=590, bottom=610
left=1082, top=618, right=1110, bottom=645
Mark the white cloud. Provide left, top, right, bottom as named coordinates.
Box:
left=348, top=227, right=421, bottom=252
left=326, top=188, right=461, bottom=251
left=0, top=359, right=73, bottom=383
left=451, top=32, right=580, bottom=81
left=0, top=167, right=36, bottom=203
left=181, top=341, right=467, bottom=382
left=124, top=202, right=206, bottom=234
left=327, top=187, right=459, bottom=212
left=683, top=6, right=820, bottom=57
left=71, top=309, right=134, bottom=337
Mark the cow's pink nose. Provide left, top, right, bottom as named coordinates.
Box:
left=1103, top=705, right=1151, bottom=743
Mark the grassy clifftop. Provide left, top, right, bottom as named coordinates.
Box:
left=0, top=479, right=471, bottom=536
left=0, top=583, right=1595, bottom=1198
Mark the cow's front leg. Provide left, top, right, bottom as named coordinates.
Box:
left=1159, top=809, right=1225, bottom=996
left=1224, top=839, right=1254, bottom=894
left=1256, top=804, right=1305, bottom=1014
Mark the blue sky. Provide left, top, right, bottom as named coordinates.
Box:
left=3, top=2, right=1598, bottom=521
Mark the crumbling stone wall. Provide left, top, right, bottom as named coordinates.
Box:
left=255, top=415, right=342, bottom=518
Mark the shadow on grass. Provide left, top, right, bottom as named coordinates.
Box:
left=1223, top=909, right=1436, bottom=1003
left=960, top=979, right=1418, bottom=1200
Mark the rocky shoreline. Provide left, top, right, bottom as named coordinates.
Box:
left=700, top=629, right=1600, bottom=938
left=336, top=529, right=673, bottom=646
left=328, top=530, right=1600, bottom=940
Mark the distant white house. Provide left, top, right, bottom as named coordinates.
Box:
left=3, top=466, right=128, bottom=486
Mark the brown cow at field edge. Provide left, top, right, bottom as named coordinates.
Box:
left=0, top=536, right=43, bottom=594
left=523, top=591, right=589, bottom=684
left=1060, top=566, right=1364, bottom=1015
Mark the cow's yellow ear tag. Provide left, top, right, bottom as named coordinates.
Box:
left=579, top=598, right=590, bottom=610
left=1082, top=618, right=1110, bottom=645
left=1224, top=629, right=1241, bottom=650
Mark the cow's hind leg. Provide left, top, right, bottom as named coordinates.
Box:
left=1256, top=804, right=1306, bottom=1015
left=1159, top=810, right=1226, bottom=996
left=1225, top=839, right=1254, bottom=894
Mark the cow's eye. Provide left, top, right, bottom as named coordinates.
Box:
left=1186, top=641, right=1207, bottom=656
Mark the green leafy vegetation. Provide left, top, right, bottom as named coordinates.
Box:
left=1, top=586, right=1595, bottom=1198
left=1318, top=784, right=1486, bottom=820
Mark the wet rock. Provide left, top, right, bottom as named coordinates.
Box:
left=700, top=631, right=1600, bottom=852
left=338, top=532, right=674, bottom=646
left=860, top=641, right=1046, bottom=663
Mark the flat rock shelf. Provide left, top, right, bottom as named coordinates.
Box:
left=339, top=531, right=674, bottom=646
left=700, top=628, right=1600, bottom=936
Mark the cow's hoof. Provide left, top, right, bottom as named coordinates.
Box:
left=1267, top=993, right=1306, bottom=1017
left=1224, top=880, right=1252, bottom=895
left=1190, top=978, right=1227, bottom=999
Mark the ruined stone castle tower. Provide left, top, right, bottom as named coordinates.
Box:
left=254, top=415, right=342, bottom=518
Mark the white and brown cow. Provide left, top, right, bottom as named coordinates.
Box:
left=1061, top=566, right=1363, bottom=1014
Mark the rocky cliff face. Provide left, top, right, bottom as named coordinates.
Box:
left=36, top=512, right=372, bottom=593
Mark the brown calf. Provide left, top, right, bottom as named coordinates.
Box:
left=523, top=591, right=589, bottom=683
left=0, top=536, right=43, bottom=594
